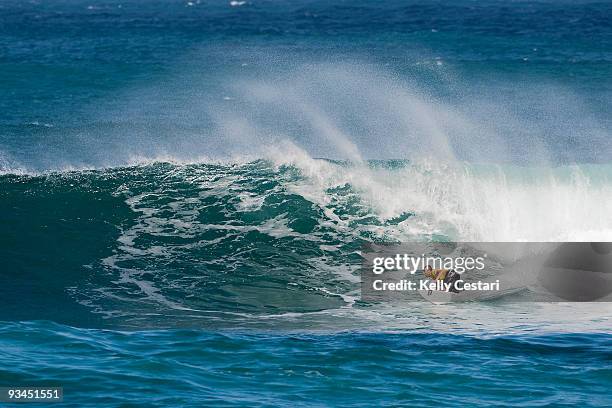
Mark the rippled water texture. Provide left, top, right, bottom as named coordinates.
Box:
left=1, top=0, right=611, bottom=406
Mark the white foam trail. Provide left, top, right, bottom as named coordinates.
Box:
left=267, top=150, right=612, bottom=242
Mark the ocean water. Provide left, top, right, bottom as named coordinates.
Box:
left=1, top=0, right=612, bottom=406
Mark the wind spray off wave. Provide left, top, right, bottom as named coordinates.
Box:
left=3, top=2, right=612, bottom=405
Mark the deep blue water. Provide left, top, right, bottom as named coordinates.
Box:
left=1, top=1, right=612, bottom=406
left=2, top=0, right=612, bottom=169
left=1, top=322, right=611, bottom=407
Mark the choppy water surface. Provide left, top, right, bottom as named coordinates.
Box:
left=1, top=1, right=611, bottom=406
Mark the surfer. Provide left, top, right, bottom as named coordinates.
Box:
left=424, top=265, right=461, bottom=293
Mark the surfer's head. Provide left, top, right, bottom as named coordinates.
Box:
left=424, top=265, right=433, bottom=277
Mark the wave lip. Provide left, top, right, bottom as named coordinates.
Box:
left=2, top=160, right=612, bottom=329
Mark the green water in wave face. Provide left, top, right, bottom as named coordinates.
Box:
left=3, top=160, right=612, bottom=329
left=2, top=2, right=612, bottom=405
left=1, top=162, right=376, bottom=328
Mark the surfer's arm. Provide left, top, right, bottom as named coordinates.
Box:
left=432, top=269, right=448, bottom=280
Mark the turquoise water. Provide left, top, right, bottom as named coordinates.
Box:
left=1, top=0, right=612, bottom=406
left=2, top=321, right=611, bottom=407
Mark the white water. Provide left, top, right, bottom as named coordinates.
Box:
left=262, top=141, right=612, bottom=242
left=206, top=62, right=612, bottom=243
left=4, top=59, right=612, bottom=244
